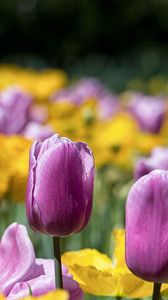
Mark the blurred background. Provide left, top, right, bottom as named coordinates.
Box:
left=1, top=0, right=168, bottom=91
left=1, top=1, right=168, bottom=299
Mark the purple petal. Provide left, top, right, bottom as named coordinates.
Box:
left=29, top=142, right=87, bottom=235
left=36, top=134, right=70, bottom=161
left=0, top=86, right=32, bottom=134
left=75, top=142, right=95, bottom=230
left=126, top=170, right=168, bottom=282
left=26, top=141, right=44, bottom=233
left=127, top=93, right=166, bottom=133
left=23, top=122, right=54, bottom=141
left=97, top=95, right=119, bottom=120
left=0, top=223, right=42, bottom=296
left=134, top=147, right=168, bottom=180
left=8, top=274, right=83, bottom=300
left=35, top=259, right=71, bottom=278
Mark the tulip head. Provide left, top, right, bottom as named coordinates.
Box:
left=0, top=86, right=32, bottom=134
left=23, top=121, right=54, bottom=141
left=127, top=93, right=165, bottom=133
left=126, top=170, right=168, bottom=283
left=134, top=147, right=168, bottom=180
left=26, top=134, right=95, bottom=236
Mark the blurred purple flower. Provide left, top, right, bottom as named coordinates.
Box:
left=127, top=93, right=166, bottom=133
left=0, top=223, right=83, bottom=300
left=26, top=134, right=95, bottom=236
left=73, top=78, right=107, bottom=100
left=51, top=78, right=119, bottom=119
left=126, top=170, right=168, bottom=283
left=0, top=86, right=32, bottom=134
left=134, top=147, right=168, bottom=180
left=29, top=106, right=48, bottom=124
left=22, top=122, right=54, bottom=141
left=51, top=78, right=106, bottom=105
left=97, top=95, right=119, bottom=120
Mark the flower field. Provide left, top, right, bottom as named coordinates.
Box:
left=0, top=64, right=168, bottom=300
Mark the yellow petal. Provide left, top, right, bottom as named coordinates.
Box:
left=62, top=248, right=112, bottom=270
left=112, top=229, right=126, bottom=268
left=62, top=249, right=117, bottom=296
left=63, top=239, right=168, bottom=298
left=64, top=264, right=117, bottom=296
left=115, top=268, right=153, bottom=297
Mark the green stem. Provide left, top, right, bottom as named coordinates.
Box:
left=152, top=283, right=162, bottom=300
left=53, top=236, right=63, bottom=289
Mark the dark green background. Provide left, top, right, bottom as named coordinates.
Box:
left=1, top=0, right=168, bottom=92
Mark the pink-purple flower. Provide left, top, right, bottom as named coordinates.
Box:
left=0, top=86, right=32, bottom=134
left=22, top=122, right=54, bottom=141
left=26, top=134, right=95, bottom=236
left=126, top=170, right=168, bottom=283
left=127, top=93, right=166, bottom=133
left=51, top=78, right=119, bottom=119
left=134, top=147, right=168, bottom=180
left=0, top=223, right=83, bottom=300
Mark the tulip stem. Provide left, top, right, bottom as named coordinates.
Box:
left=53, top=236, right=63, bottom=289
left=152, top=283, right=162, bottom=300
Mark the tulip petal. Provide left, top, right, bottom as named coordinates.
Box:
left=0, top=223, right=42, bottom=296
left=75, top=142, right=95, bottom=229
left=8, top=274, right=83, bottom=300
left=31, top=142, right=87, bottom=235
left=26, top=141, right=44, bottom=232
left=126, top=170, right=168, bottom=282
left=37, top=135, right=70, bottom=161
left=9, top=289, right=69, bottom=300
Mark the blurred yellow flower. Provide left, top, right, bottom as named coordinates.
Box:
left=48, top=99, right=97, bottom=142
left=136, top=132, right=166, bottom=155
left=91, top=113, right=138, bottom=169
left=0, top=65, right=68, bottom=102
left=0, top=135, right=31, bottom=201
left=0, top=64, right=168, bottom=176
left=62, top=229, right=168, bottom=297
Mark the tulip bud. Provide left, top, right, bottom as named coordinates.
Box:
left=26, top=134, right=95, bottom=236
left=126, top=170, right=168, bottom=283
left=0, top=86, right=32, bottom=134
left=134, top=147, right=168, bottom=180
left=127, top=93, right=165, bottom=133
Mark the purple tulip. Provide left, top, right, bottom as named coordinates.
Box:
left=22, top=121, right=54, bottom=141
left=26, top=134, right=95, bottom=236
left=126, top=170, right=168, bottom=283
left=73, top=78, right=107, bottom=99
left=51, top=78, right=107, bottom=105
left=97, top=95, right=119, bottom=120
left=29, top=106, right=48, bottom=124
left=0, top=223, right=83, bottom=300
left=51, top=78, right=119, bottom=120
left=0, top=86, right=32, bottom=134
left=134, top=147, right=168, bottom=180
left=127, top=93, right=166, bottom=133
